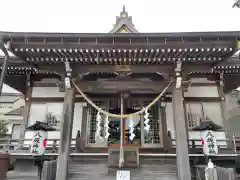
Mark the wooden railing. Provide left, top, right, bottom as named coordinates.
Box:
left=1, top=137, right=240, bottom=156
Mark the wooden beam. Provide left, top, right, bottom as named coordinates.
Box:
left=29, top=95, right=223, bottom=103
left=11, top=41, right=234, bottom=52
left=183, top=64, right=214, bottom=74
left=76, top=80, right=169, bottom=93
left=36, top=64, right=173, bottom=76
left=36, top=63, right=215, bottom=76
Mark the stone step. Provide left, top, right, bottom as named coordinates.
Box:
left=68, top=159, right=178, bottom=180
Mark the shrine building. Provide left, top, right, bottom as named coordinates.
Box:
left=1, top=6, right=240, bottom=180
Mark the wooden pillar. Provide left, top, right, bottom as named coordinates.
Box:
left=218, top=74, right=232, bottom=147
left=55, top=88, right=75, bottom=180
left=160, top=104, right=169, bottom=149
left=20, top=78, right=33, bottom=140
left=81, top=105, right=88, bottom=146
left=183, top=100, right=190, bottom=146
left=172, top=83, right=191, bottom=180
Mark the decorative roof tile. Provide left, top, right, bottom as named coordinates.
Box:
left=109, top=6, right=138, bottom=33
left=26, top=121, right=56, bottom=131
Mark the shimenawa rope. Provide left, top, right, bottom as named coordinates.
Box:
left=71, top=79, right=172, bottom=118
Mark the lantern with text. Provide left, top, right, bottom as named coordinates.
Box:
left=27, top=121, right=56, bottom=156
left=26, top=121, right=56, bottom=180
left=192, top=118, right=222, bottom=156
left=201, top=130, right=218, bottom=156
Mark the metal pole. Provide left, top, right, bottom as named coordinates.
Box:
left=0, top=41, right=9, bottom=97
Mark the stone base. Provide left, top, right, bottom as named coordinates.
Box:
left=108, top=148, right=139, bottom=168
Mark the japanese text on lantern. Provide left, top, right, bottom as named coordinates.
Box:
left=30, top=131, right=47, bottom=156
left=31, top=132, right=41, bottom=153
left=201, top=130, right=218, bottom=156
left=206, top=132, right=216, bottom=155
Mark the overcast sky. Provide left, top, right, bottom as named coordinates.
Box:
left=0, top=0, right=239, bottom=33
left=0, top=0, right=240, bottom=93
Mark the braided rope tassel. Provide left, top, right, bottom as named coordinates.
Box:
left=144, top=108, right=150, bottom=131
left=95, top=111, right=102, bottom=140
left=104, top=115, right=110, bottom=139
left=129, top=118, right=135, bottom=141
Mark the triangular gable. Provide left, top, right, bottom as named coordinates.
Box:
left=117, top=26, right=131, bottom=33
left=109, top=6, right=138, bottom=33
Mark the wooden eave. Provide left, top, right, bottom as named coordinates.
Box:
left=0, top=56, right=35, bottom=75
left=1, top=55, right=240, bottom=73
left=213, top=56, right=240, bottom=73
left=0, top=31, right=240, bottom=93
left=3, top=38, right=236, bottom=66
left=1, top=31, right=240, bottom=39
left=0, top=56, right=32, bottom=66
left=0, top=31, right=238, bottom=66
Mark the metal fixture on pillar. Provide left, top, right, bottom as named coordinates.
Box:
left=160, top=97, right=166, bottom=108
left=0, top=41, right=10, bottom=96
left=64, top=61, right=72, bottom=89
left=175, top=61, right=182, bottom=89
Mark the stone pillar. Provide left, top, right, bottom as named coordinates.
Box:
left=172, top=82, right=191, bottom=180
left=55, top=88, right=75, bottom=180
